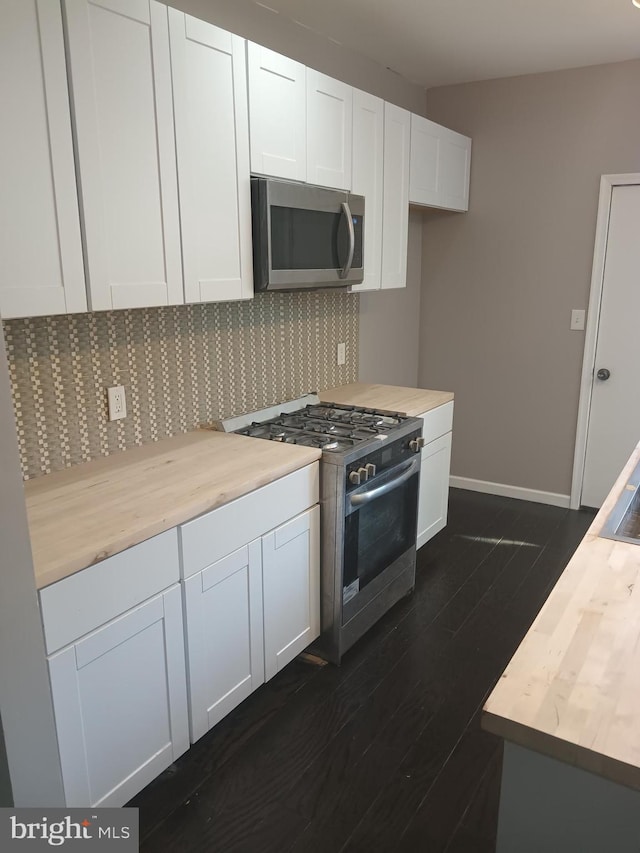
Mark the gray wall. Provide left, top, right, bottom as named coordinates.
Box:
left=359, top=212, right=423, bottom=386
left=0, top=323, right=65, bottom=805
left=420, top=60, right=640, bottom=496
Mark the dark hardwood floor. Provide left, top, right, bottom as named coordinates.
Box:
left=129, top=488, right=595, bottom=853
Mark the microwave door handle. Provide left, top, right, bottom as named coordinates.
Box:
left=349, top=458, right=420, bottom=507
left=339, top=201, right=355, bottom=279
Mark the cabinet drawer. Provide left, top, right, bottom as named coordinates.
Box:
left=39, top=529, right=179, bottom=654
left=418, top=401, right=454, bottom=445
left=180, top=463, right=319, bottom=578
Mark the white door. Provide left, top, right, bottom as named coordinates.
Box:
left=582, top=183, right=640, bottom=507
left=381, top=103, right=410, bottom=290
left=63, top=0, right=182, bottom=311
left=0, top=0, right=86, bottom=318
left=306, top=71, right=352, bottom=191
left=351, top=89, right=384, bottom=293
left=247, top=43, right=306, bottom=182
left=47, top=585, right=189, bottom=807
left=183, top=541, right=264, bottom=743
left=262, top=506, right=320, bottom=680
left=169, top=11, right=253, bottom=304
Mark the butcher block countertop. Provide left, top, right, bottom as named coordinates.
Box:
left=483, top=441, right=640, bottom=791
left=25, top=430, right=321, bottom=590
left=320, top=383, right=454, bottom=417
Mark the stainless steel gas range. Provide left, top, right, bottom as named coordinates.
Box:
left=220, top=395, right=424, bottom=663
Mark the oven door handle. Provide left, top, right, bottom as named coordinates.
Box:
left=338, top=201, right=355, bottom=279
left=348, top=457, right=420, bottom=507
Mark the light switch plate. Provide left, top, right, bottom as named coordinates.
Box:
left=570, top=309, right=586, bottom=331
left=337, top=342, right=346, bottom=365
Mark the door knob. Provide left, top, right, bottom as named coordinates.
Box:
left=596, top=368, right=611, bottom=381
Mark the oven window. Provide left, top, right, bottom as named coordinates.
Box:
left=270, top=206, right=347, bottom=270
left=343, top=471, right=418, bottom=599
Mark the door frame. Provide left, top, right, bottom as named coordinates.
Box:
left=570, top=173, right=640, bottom=509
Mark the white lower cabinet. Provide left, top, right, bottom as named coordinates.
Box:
left=183, top=540, right=264, bottom=743
left=416, top=403, right=454, bottom=550
left=263, top=506, right=320, bottom=680
left=39, top=467, right=320, bottom=801
left=40, top=531, right=189, bottom=807
left=180, top=464, right=320, bottom=742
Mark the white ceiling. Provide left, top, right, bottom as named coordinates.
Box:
left=255, top=0, right=640, bottom=88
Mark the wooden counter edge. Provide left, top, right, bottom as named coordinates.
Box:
left=482, top=709, right=640, bottom=792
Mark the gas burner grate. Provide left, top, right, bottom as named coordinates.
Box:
left=231, top=399, right=412, bottom=455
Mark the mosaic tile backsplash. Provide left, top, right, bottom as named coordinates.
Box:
left=4, top=292, right=359, bottom=480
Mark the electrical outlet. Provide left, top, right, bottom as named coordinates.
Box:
left=107, top=385, right=127, bottom=421
left=337, top=342, right=346, bottom=366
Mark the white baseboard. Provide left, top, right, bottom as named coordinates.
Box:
left=449, top=476, right=571, bottom=509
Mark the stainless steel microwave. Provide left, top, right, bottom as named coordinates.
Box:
left=250, top=177, right=365, bottom=292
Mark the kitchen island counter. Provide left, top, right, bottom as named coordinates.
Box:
left=25, top=430, right=321, bottom=590
left=483, top=441, right=640, bottom=850
left=319, top=382, right=453, bottom=417
left=483, top=440, right=640, bottom=790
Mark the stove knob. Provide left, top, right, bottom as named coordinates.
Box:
left=409, top=437, right=426, bottom=452
left=358, top=466, right=369, bottom=482
left=349, top=470, right=361, bottom=486
left=365, top=463, right=377, bottom=478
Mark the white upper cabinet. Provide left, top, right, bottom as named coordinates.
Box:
left=410, top=115, right=471, bottom=211
left=169, top=11, right=253, bottom=303
left=0, top=0, right=86, bottom=319
left=247, top=43, right=306, bottom=182
left=63, top=0, right=183, bottom=311
left=306, top=71, right=352, bottom=191
left=350, top=89, right=384, bottom=292
left=381, top=103, right=411, bottom=290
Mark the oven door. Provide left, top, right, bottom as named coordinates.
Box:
left=342, top=456, right=420, bottom=616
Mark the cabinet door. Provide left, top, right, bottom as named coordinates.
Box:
left=183, top=542, right=264, bottom=743
left=47, top=585, right=189, bottom=807
left=381, top=103, right=410, bottom=289
left=306, top=71, right=352, bottom=191
left=438, top=129, right=471, bottom=211
left=63, top=0, right=182, bottom=311
left=169, top=12, right=252, bottom=303
left=417, top=432, right=452, bottom=550
left=0, top=0, right=86, bottom=318
left=247, top=43, right=306, bottom=181
left=262, top=506, right=320, bottom=680
left=350, top=89, right=384, bottom=292
left=409, top=114, right=471, bottom=212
